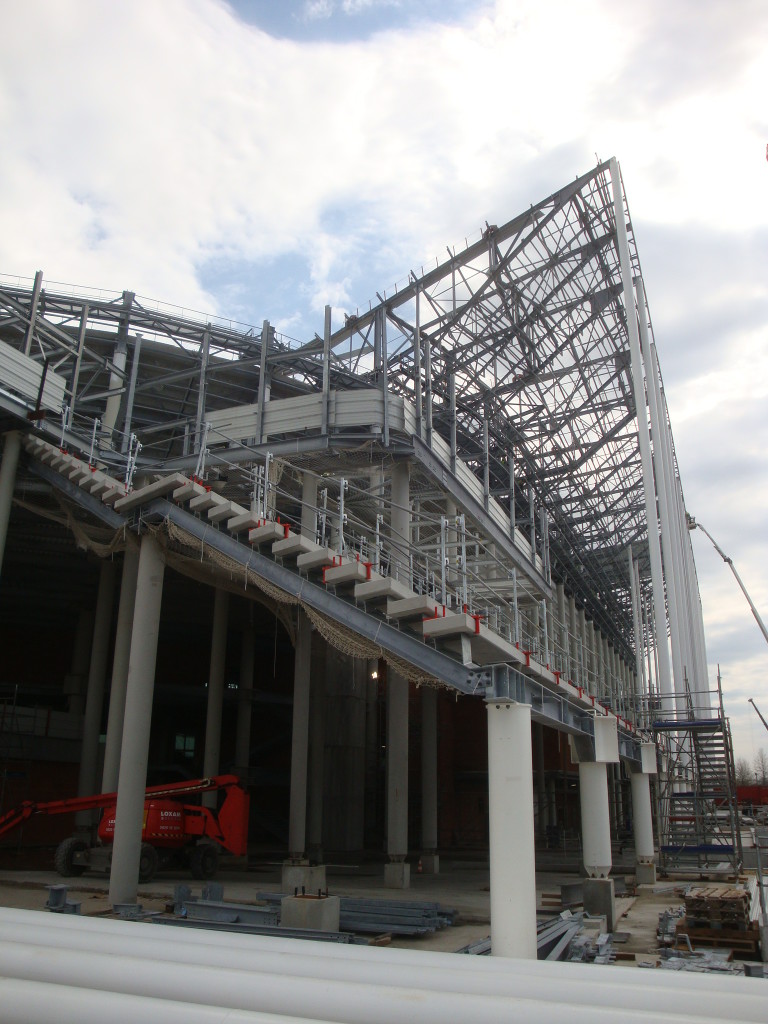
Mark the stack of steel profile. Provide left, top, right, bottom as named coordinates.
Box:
left=256, top=892, right=456, bottom=936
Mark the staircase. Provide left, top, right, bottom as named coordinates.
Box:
left=654, top=677, right=742, bottom=876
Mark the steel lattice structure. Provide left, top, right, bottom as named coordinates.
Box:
left=0, top=159, right=677, bottom=673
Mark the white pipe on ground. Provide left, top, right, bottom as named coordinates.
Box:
left=0, top=919, right=766, bottom=1022
left=2, top=917, right=765, bottom=1020
left=0, top=976, right=314, bottom=1024
left=2, top=937, right=758, bottom=1024
left=0, top=907, right=759, bottom=998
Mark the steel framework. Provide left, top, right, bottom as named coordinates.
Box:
left=0, top=158, right=708, bottom=739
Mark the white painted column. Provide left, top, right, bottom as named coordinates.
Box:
left=610, top=158, right=674, bottom=710
left=630, top=772, right=654, bottom=863
left=486, top=700, right=537, bottom=958
left=579, top=762, right=612, bottom=878
left=385, top=668, right=409, bottom=887
left=420, top=686, right=439, bottom=872
left=202, top=588, right=229, bottom=808
left=76, top=559, right=117, bottom=822
left=108, top=534, right=165, bottom=907
left=534, top=721, right=547, bottom=836
left=307, top=635, right=326, bottom=863
left=102, top=545, right=139, bottom=792
left=235, top=619, right=254, bottom=769
left=390, top=462, right=411, bottom=587
left=0, top=431, right=21, bottom=577
left=288, top=609, right=311, bottom=859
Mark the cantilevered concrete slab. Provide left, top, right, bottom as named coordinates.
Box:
left=172, top=480, right=208, bottom=502
left=227, top=510, right=267, bottom=534
left=189, top=489, right=229, bottom=514
left=207, top=500, right=247, bottom=524
left=324, top=560, right=371, bottom=587
left=387, top=595, right=440, bottom=622
left=248, top=521, right=286, bottom=546
left=422, top=611, right=523, bottom=666
left=114, top=474, right=189, bottom=513
left=272, top=533, right=319, bottom=559
left=354, top=576, right=412, bottom=604
left=296, top=546, right=337, bottom=572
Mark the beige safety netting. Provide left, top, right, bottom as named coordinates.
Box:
left=14, top=495, right=130, bottom=560
left=160, top=516, right=445, bottom=689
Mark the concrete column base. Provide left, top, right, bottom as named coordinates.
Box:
left=635, top=861, right=657, bottom=885
left=418, top=853, right=439, bottom=874
left=280, top=893, right=340, bottom=932
left=384, top=861, right=411, bottom=889
left=281, top=861, right=327, bottom=894
left=583, top=876, right=615, bottom=931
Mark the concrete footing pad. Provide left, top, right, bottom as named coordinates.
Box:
left=280, top=893, right=340, bottom=931
left=281, top=861, right=327, bottom=894
left=384, top=861, right=411, bottom=889
left=583, top=876, right=616, bottom=931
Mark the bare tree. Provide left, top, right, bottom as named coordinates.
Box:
left=735, top=757, right=753, bottom=786
left=753, top=749, right=768, bottom=785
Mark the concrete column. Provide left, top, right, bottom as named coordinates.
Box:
left=390, top=462, right=410, bottom=587
left=579, top=761, right=612, bottom=878
left=364, top=659, right=380, bottom=847
left=385, top=668, right=409, bottom=888
left=534, top=722, right=547, bottom=838
left=288, top=610, right=311, bottom=859
left=568, top=597, right=579, bottom=683
left=76, top=559, right=117, bottom=825
left=0, top=431, right=21, bottom=578
left=108, top=534, right=165, bottom=907
left=102, top=545, right=139, bottom=792
left=65, top=608, right=94, bottom=716
left=420, top=686, right=439, bottom=872
left=202, top=588, right=229, bottom=808
left=631, top=771, right=656, bottom=883
left=307, top=634, right=326, bottom=863
left=301, top=472, right=318, bottom=541
left=487, top=700, right=537, bottom=959
left=235, top=619, right=254, bottom=769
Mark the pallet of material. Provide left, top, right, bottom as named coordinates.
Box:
left=675, top=918, right=759, bottom=956
left=683, top=885, right=751, bottom=931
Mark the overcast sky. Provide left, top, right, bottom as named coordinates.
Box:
left=1, top=0, right=766, bottom=761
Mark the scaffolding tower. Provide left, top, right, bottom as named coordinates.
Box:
left=653, top=675, right=742, bottom=877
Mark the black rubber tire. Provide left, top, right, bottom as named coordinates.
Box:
left=54, top=836, right=89, bottom=877
left=189, top=844, right=219, bottom=880
left=138, top=842, right=159, bottom=883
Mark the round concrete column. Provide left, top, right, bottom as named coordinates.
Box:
left=202, top=588, right=230, bottom=807
left=77, top=559, right=117, bottom=822
left=486, top=700, right=537, bottom=959
left=108, top=534, right=165, bottom=907
left=630, top=771, right=655, bottom=862
left=288, top=609, right=311, bottom=858
left=579, top=760, right=612, bottom=878
left=101, top=544, right=139, bottom=792
left=0, top=431, right=21, bottom=577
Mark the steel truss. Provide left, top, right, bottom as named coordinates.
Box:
left=0, top=160, right=695, bottom=725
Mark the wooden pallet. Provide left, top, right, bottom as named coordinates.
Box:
left=676, top=918, right=759, bottom=956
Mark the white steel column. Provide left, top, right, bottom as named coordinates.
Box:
left=610, top=158, right=673, bottom=708
left=420, top=686, right=439, bottom=872
left=102, top=545, right=139, bottom=792
left=108, top=534, right=165, bottom=907
left=630, top=772, right=655, bottom=865
left=486, top=700, right=537, bottom=958
left=385, top=668, right=409, bottom=887
left=635, top=284, right=687, bottom=701
left=0, top=431, right=21, bottom=577
left=76, top=559, right=117, bottom=821
left=235, top=618, right=254, bottom=769
left=579, top=762, right=612, bottom=878
left=288, top=609, right=311, bottom=859
left=390, top=462, right=411, bottom=587
left=202, top=588, right=229, bottom=808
